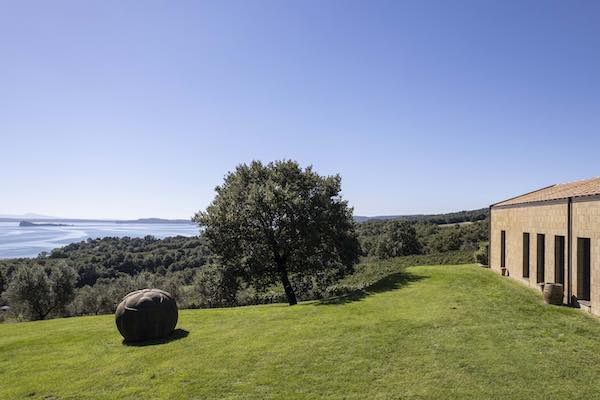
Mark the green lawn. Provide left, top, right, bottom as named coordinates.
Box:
left=2, top=264, right=600, bottom=399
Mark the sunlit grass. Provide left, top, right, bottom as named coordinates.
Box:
left=1, top=264, right=600, bottom=399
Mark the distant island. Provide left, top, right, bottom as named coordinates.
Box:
left=19, top=221, right=70, bottom=227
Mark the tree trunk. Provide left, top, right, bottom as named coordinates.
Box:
left=275, top=257, right=297, bottom=306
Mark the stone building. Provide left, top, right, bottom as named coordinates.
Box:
left=490, top=176, right=600, bottom=315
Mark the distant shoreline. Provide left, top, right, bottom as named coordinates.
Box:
left=0, top=220, right=200, bottom=259
left=0, top=218, right=194, bottom=224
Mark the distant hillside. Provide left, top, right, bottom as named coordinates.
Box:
left=1, top=211, right=488, bottom=226
left=354, top=208, right=489, bottom=225
left=115, top=218, right=192, bottom=224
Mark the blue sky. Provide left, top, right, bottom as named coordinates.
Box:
left=1, top=0, right=599, bottom=219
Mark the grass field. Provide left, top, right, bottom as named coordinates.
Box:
left=2, top=264, right=600, bottom=399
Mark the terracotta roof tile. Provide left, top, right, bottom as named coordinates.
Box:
left=494, top=176, right=600, bottom=207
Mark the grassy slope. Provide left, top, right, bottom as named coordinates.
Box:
left=2, top=265, right=600, bottom=399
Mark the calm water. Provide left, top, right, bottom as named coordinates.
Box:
left=0, top=221, right=200, bottom=259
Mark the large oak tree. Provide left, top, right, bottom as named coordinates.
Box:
left=194, top=160, right=360, bottom=305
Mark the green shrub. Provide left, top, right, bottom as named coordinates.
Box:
left=6, top=263, right=77, bottom=320
left=192, top=264, right=239, bottom=308
left=474, top=242, right=489, bottom=266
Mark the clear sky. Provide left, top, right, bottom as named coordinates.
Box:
left=1, top=1, right=599, bottom=219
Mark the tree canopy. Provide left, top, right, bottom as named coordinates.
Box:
left=194, top=160, right=361, bottom=305
left=6, top=263, right=77, bottom=320
left=375, top=220, right=422, bottom=259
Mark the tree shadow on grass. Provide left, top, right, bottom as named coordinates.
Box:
left=123, top=328, right=189, bottom=347
left=316, top=272, right=425, bottom=306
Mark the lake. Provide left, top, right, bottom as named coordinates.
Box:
left=0, top=221, right=200, bottom=259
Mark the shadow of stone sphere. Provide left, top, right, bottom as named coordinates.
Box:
left=123, top=328, right=189, bottom=347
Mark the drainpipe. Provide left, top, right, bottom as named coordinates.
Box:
left=567, top=197, right=573, bottom=304
left=488, top=205, right=493, bottom=268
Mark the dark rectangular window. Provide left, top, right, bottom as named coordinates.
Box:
left=555, top=236, right=565, bottom=284
left=501, top=230, right=506, bottom=268
left=523, top=233, right=530, bottom=278
left=577, top=238, right=591, bottom=301
left=537, top=234, right=545, bottom=283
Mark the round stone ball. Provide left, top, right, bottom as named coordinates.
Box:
left=115, top=289, right=178, bottom=342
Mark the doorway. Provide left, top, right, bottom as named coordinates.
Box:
left=577, top=238, right=591, bottom=301
left=501, top=230, right=506, bottom=268
left=537, top=234, right=545, bottom=283
left=555, top=236, right=565, bottom=284
left=523, top=233, right=530, bottom=278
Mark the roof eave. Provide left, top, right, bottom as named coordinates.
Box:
left=490, top=184, right=556, bottom=208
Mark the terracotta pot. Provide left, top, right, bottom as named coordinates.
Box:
left=543, top=283, right=564, bottom=305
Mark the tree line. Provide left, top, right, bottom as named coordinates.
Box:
left=356, top=208, right=488, bottom=225
left=356, top=219, right=488, bottom=258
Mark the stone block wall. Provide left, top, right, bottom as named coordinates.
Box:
left=491, top=196, right=600, bottom=316
left=490, top=200, right=568, bottom=291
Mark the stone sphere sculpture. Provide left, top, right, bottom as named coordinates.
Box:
left=115, top=289, right=178, bottom=342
